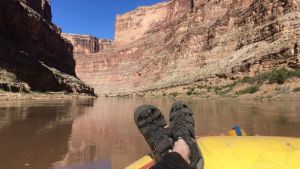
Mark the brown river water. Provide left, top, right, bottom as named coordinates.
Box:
left=0, top=98, right=300, bottom=169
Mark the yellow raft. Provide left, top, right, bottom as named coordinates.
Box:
left=126, top=136, right=300, bottom=169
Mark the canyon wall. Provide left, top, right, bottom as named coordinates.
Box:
left=71, top=0, right=300, bottom=95
left=114, top=0, right=193, bottom=44
left=0, top=0, right=94, bottom=95
left=20, top=0, right=52, bottom=22
left=62, top=34, right=113, bottom=55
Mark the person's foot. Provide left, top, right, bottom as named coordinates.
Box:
left=134, top=105, right=174, bottom=162
left=169, top=101, right=203, bottom=169
left=171, top=138, right=191, bottom=164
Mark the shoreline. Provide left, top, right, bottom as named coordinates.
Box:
left=0, top=92, right=96, bottom=101
left=2, top=90, right=300, bottom=101
left=100, top=91, right=300, bottom=101
left=101, top=94, right=300, bottom=101
left=101, top=71, right=300, bottom=101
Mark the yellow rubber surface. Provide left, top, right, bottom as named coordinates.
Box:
left=126, top=136, right=300, bottom=169
left=198, top=136, right=300, bottom=169
left=125, top=155, right=153, bottom=169
left=227, top=129, right=247, bottom=136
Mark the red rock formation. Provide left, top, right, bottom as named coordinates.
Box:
left=0, top=0, right=74, bottom=75
left=62, top=34, right=113, bottom=54
left=98, top=39, right=114, bottom=52
left=0, top=0, right=94, bottom=95
left=115, top=0, right=193, bottom=44
left=70, top=0, right=300, bottom=96
left=20, top=0, right=52, bottom=21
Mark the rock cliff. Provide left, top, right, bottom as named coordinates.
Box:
left=20, top=0, right=52, bottom=22
left=69, top=0, right=300, bottom=96
left=115, top=0, right=193, bottom=44
left=0, top=0, right=94, bottom=95
left=62, top=34, right=113, bottom=55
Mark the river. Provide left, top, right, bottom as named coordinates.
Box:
left=0, top=98, right=299, bottom=169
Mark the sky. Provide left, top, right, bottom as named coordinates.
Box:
left=52, top=0, right=165, bottom=39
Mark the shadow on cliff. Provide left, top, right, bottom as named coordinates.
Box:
left=0, top=0, right=76, bottom=76
left=0, top=51, right=71, bottom=92
left=0, top=0, right=97, bottom=94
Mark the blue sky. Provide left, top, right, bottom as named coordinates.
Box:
left=52, top=0, right=165, bottom=39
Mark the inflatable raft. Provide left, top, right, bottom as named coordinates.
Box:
left=126, top=129, right=300, bottom=169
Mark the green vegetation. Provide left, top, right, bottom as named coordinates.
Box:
left=215, top=87, right=231, bottom=96
left=186, top=87, right=196, bottom=96
left=236, top=85, right=259, bottom=95
left=170, top=92, right=179, bottom=97
left=189, top=87, right=196, bottom=91
left=214, top=86, right=222, bottom=93
left=293, top=87, right=300, bottom=92
left=239, top=68, right=300, bottom=85
left=197, top=85, right=205, bottom=89
left=207, top=86, right=213, bottom=92
left=213, top=69, right=300, bottom=96
left=186, top=90, right=193, bottom=96
left=214, top=83, right=236, bottom=96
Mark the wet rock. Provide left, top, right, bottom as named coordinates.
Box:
left=0, top=82, right=27, bottom=93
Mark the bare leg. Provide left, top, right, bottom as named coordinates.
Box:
left=171, top=138, right=191, bottom=164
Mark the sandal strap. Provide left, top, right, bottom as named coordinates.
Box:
left=169, top=101, right=203, bottom=169
left=134, top=105, right=174, bottom=162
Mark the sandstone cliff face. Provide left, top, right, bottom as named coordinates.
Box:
left=62, top=34, right=113, bottom=55
left=0, top=0, right=94, bottom=95
left=114, top=0, right=193, bottom=44
left=0, top=0, right=73, bottom=75
left=98, top=39, right=114, bottom=52
left=20, top=0, right=52, bottom=22
left=71, top=0, right=300, bottom=96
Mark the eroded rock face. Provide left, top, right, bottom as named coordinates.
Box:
left=0, top=0, right=73, bottom=75
left=73, top=0, right=300, bottom=96
left=98, top=39, right=114, bottom=52
left=62, top=34, right=113, bottom=55
left=0, top=0, right=94, bottom=95
left=20, top=0, right=52, bottom=22
left=114, top=0, right=193, bottom=44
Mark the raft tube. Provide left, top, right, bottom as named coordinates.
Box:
left=126, top=136, right=300, bottom=169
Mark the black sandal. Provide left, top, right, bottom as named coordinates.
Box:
left=134, top=105, right=174, bottom=162
left=169, top=101, right=204, bottom=169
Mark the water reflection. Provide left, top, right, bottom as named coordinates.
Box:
left=0, top=99, right=94, bottom=169
left=0, top=98, right=300, bottom=169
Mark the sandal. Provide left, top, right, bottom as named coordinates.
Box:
left=134, top=105, right=174, bottom=162
left=169, top=101, right=204, bottom=169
